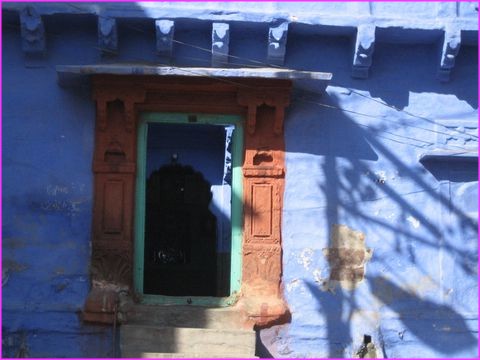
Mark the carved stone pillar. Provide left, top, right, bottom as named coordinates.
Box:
left=83, top=83, right=145, bottom=323
left=237, top=87, right=291, bottom=327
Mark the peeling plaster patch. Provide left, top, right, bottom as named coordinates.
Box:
left=322, top=224, right=373, bottom=291
left=286, top=278, right=310, bottom=296
left=299, top=248, right=314, bottom=270
left=374, top=171, right=386, bottom=184
left=313, top=268, right=336, bottom=293
left=386, top=212, right=396, bottom=219
left=406, top=215, right=420, bottom=229
left=312, top=269, right=323, bottom=283
left=286, top=278, right=301, bottom=292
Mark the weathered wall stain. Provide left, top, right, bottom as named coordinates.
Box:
left=322, top=224, right=373, bottom=291
left=2, top=260, right=28, bottom=288
left=298, top=248, right=314, bottom=270
left=2, top=237, right=28, bottom=249
left=3, top=260, right=28, bottom=273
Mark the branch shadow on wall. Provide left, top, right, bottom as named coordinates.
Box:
left=285, top=26, right=478, bottom=110
left=368, top=275, right=477, bottom=355
left=304, top=272, right=477, bottom=357
left=304, top=282, right=357, bottom=358
left=277, top=89, right=478, bottom=357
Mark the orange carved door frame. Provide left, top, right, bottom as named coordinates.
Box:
left=84, top=75, right=292, bottom=328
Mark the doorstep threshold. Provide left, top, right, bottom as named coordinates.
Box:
left=139, top=293, right=239, bottom=307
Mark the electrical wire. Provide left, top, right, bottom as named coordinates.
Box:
left=5, top=9, right=479, bottom=152
left=294, top=97, right=478, bottom=152
left=66, top=3, right=479, bottom=137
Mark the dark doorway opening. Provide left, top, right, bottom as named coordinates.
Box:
left=143, top=123, right=232, bottom=297
left=144, top=164, right=217, bottom=295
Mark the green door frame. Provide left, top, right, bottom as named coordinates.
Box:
left=134, top=113, right=244, bottom=306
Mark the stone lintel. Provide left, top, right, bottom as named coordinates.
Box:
left=352, top=24, right=376, bottom=79
left=212, top=22, right=230, bottom=67
left=155, top=19, right=175, bottom=60
left=56, top=65, right=332, bottom=89
left=267, top=21, right=289, bottom=66
left=20, top=6, right=46, bottom=55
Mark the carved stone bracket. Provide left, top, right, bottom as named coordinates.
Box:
left=155, top=19, right=175, bottom=60
left=20, top=6, right=46, bottom=55
left=267, top=21, right=289, bottom=66
left=237, top=88, right=290, bottom=134
left=212, top=23, right=230, bottom=67
left=438, top=26, right=462, bottom=82
left=352, top=24, right=376, bottom=79
left=98, top=16, right=118, bottom=55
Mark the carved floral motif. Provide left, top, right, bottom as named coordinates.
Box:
left=91, top=250, right=132, bottom=287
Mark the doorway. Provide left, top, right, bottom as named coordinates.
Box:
left=134, top=113, right=243, bottom=305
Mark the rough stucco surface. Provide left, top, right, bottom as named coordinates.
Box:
left=2, top=2, right=478, bottom=358
left=2, top=11, right=113, bottom=357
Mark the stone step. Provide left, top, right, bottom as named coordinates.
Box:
left=124, top=304, right=249, bottom=329
left=121, top=350, right=258, bottom=358
left=120, top=324, right=256, bottom=357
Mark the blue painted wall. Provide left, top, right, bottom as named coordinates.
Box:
left=2, top=2, right=478, bottom=358
left=2, top=10, right=114, bottom=358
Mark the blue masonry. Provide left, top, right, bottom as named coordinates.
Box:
left=2, top=2, right=478, bottom=358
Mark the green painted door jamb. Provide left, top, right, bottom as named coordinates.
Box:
left=133, top=113, right=244, bottom=306
left=134, top=118, right=148, bottom=295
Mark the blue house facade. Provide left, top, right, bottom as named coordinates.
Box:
left=2, top=2, right=478, bottom=358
